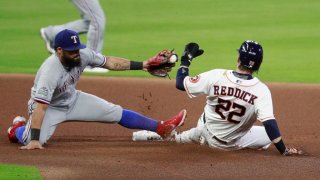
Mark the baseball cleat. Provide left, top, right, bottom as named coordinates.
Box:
left=7, top=116, right=27, bottom=143
left=40, top=28, right=55, bottom=54
left=156, top=109, right=186, bottom=139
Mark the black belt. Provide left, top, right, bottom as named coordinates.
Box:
left=204, top=114, right=228, bottom=145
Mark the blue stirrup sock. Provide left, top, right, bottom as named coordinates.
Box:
left=119, top=109, right=158, bottom=131
left=15, top=126, right=26, bottom=144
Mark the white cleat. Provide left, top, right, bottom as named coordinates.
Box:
left=40, top=28, right=55, bottom=54
left=12, top=116, right=27, bottom=124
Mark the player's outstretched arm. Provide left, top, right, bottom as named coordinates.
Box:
left=263, top=119, right=304, bottom=156
left=176, top=42, right=204, bottom=91
left=102, top=56, right=145, bottom=70
left=20, top=102, right=48, bottom=150
left=103, top=50, right=177, bottom=78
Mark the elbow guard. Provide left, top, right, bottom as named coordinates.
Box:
left=176, top=67, right=189, bottom=91
left=263, top=119, right=287, bottom=154
left=262, top=119, right=281, bottom=141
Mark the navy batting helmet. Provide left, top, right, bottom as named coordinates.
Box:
left=238, top=40, right=263, bottom=71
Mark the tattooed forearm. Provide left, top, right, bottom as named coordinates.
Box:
left=104, top=56, right=130, bottom=70
left=113, top=62, right=129, bottom=70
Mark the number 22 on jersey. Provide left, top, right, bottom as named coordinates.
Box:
left=215, top=98, right=246, bottom=123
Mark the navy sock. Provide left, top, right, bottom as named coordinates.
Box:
left=16, top=126, right=26, bottom=144
left=119, top=109, right=158, bottom=131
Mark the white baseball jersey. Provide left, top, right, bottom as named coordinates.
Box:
left=31, top=48, right=106, bottom=107
left=184, top=69, right=275, bottom=143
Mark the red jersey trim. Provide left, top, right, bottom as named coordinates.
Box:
left=99, top=56, right=107, bottom=67
left=23, top=120, right=32, bottom=142
left=184, top=77, right=195, bottom=98
left=34, top=97, right=50, bottom=104
left=225, top=71, right=260, bottom=87
left=258, top=116, right=275, bottom=122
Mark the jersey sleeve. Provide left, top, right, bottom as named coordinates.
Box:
left=255, top=86, right=275, bottom=122
left=34, top=72, right=58, bottom=104
left=80, top=48, right=107, bottom=67
left=183, top=70, right=218, bottom=98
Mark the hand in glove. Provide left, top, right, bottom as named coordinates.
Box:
left=180, top=42, right=204, bottom=67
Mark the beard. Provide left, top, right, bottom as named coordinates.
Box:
left=61, top=54, right=81, bottom=71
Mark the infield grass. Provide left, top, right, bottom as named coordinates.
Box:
left=0, top=164, right=42, bottom=179
left=0, top=0, right=319, bottom=83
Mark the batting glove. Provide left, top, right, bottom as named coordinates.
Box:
left=180, top=42, right=204, bottom=67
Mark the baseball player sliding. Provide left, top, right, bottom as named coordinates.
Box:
left=7, top=29, right=186, bottom=150
left=134, top=41, right=304, bottom=156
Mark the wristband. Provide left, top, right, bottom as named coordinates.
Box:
left=274, top=139, right=286, bottom=154
left=130, top=61, right=143, bottom=70
left=180, top=56, right=191, bottom=67
left=31, top=128, right=41, bottom=141
left=176, top=66, right=189, bottom=91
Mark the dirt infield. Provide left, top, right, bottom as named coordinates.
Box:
left=0, top=74, right=319, bottom=179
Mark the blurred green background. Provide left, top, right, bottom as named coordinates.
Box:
left=0, top=0, right=319, bottom=83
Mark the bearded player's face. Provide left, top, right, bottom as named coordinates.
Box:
left=61, top=49, right=81, bottom=69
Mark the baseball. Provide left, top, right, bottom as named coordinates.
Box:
left=169, top=54, right=178, bottom=63
left=297, top=150, right=305, bottom=155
